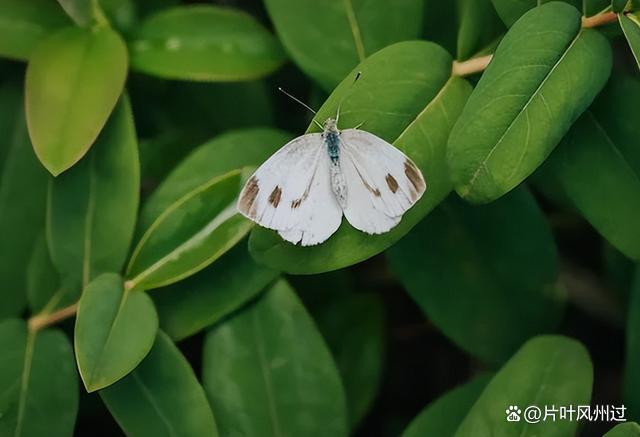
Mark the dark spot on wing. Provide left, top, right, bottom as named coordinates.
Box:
left=239, top=176, right=259, bottom=216
left=268, top=186, right=282, bottom=207
left=291, top=198, right=302, bottom=209
left=385, top=174, right=399, bottom=193
left=404, top=160, right=425, bottom=198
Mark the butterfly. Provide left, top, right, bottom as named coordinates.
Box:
left=237, top=93, right=426, bottom=246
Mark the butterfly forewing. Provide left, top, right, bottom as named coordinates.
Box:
left=340, top=129, right=426, bottom=234
left=237, top=133, right=342, bottom=245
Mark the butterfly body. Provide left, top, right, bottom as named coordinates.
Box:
left=237, top=118, right=426, bottom=246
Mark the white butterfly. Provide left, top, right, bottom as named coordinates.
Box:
left=237, top=117, right=426, bottom=246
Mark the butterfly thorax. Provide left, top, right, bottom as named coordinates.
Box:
left=322, top=118, right=348, bottom=208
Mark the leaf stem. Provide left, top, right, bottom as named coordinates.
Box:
left=28, top=302, right=79, bottom=332
left=582, top=10, right=619, bottom=28
left=452, top=55, right=493, bottom=77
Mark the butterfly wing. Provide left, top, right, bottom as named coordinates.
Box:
left=340, top=129, right=426, bottom=234
left=237, top=133, right=342, bottom=245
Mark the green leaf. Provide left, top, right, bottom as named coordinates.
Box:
left=620, top=13, right=640, bottom=70
left=202, top=280, right=348, bottom=437
left=455, top=336, right=593, bottom=437
left=448, top=2, right=612, bottom=203
left=57, top=0, right=104, bottom=27
left=490, top=0, right=581, bottom=27
left=584, top=0, right=611, bottom=15
left=0, top=82, right=48, bottom=318
left=605, top=423, right=640, bottom=437
left=550, top=75, right=640, bottom=260
left=612, top=0, right=629, bottom=12
left=388, top=188, right=564, bottom=363
left=74, top=273, right=158, bottom=392
left=402, top=375, right=491, bottom=437
left=0, top=0, right=70, bottom=60
left=127, top=169, right=251, bottom=291
left=129, top=5, right=285, bottom=81
left=48, top=96, right=139, bottom=288
left=25, top=26, right=128, bottom=176
left=26, top=234, right=78, bottom=314
left=153, top=242, right=278, bottom=341
left=301, top=288, right=385, bottom=428
left=250, top=41, right=472, bottom=274
left=456, top=0, right=504, bottom=61
left=624, top=269, right=640, bottom=420
left=0, top=319, right=78, bottom=437
left=141, top=128, right=292, bottom=225
left=264, top=0, right=423, bottom=90
left=550, top=76, right=640, bottom=260
left=101, top=331, right=218, bottom=437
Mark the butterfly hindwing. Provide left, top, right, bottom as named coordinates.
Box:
left=340, top=129, right=426, bottom=234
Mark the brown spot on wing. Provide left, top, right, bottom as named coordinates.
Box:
left=385, top=174, right=399, bottom=193
left=404, top=160, right=425, bottom=192
left=239, top=176, right=259, bottom=216
left=268, top=186, right=282, bottom=207
left=291, top=198, right=302, bottom=209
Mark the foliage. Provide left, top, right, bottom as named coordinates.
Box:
left=0, top=0, right=639, bottom=435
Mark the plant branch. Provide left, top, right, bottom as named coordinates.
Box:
left=28, top=302, right=79, bottom=332
left=582, top=10, right=619, bottom=28
left=452, top=54, right=493, bottom=77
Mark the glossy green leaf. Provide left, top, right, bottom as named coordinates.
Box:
left=551, top=76, right=640, bottom=261
left=141, top=128, right=292, bottom=225
left=48, top=96, right=139, bottom=288
left=624, top=269, right=640, bottom=419
left=0, top=0, right=70, bottom=60
left=25, top=26, right=128, bottom=175
left=101, top=331, right=218, bottom=437
left=26, top=234, right=78, bottom=314
left=129, top=5, right=285, bottom=81
left=57, top=0, right=103, bottom=27
left=388, top=188, right=564, bottom=363
left=0, top=319, right=78, bottom=437
left=455, top=336, right=593, bottom=437
left=612, top=0, right=629, bottom=12
left=127, top=169, right=251, bottom=291
left=75, top=273, right=158, bottom=392
left=620, top=13, right=640, bottom=70
left=153, top=242, right=278, bottom=341
left=456, top=0, right=504, bottom=61
left=250, top=41, right=472, bottom=274
left=264, top=0, right=423, bottom=90
left=448, top=2, right=612, bottom=203
left=202, top=280, right=348, bottom=436
left=490, top=0, right=581, bottom=26
left=0, top=82, right=48, bottom=318
left=402, top=375, right=490, bottom=437
left=605, top=423, right=640, bottom=437
left=302, top=289, right=385, bottom=428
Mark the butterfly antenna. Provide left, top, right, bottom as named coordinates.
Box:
left=336, top=71, right=362, bottom=125
left=278, top=87, right=317, bottom=114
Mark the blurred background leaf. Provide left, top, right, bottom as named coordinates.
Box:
left=0, top=0, right=71, bottom=60
left=264, top=0, right=423, bottom=91
left=402, top=375, right=490, bottom=437
left=0, top=319, right=78, bottom=437
left=25, top=26, right=128, bottom=175
left=129, top=5, right=285, bottom=81
left=0, top=80, right=48, bottom=318
left=455, top=336, right=592, bottom=436
left=203, top=280, right=348, bottom=437
left=101, top=331, right=218, bottom=437
left=388, top=188, right=564, bottom=363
